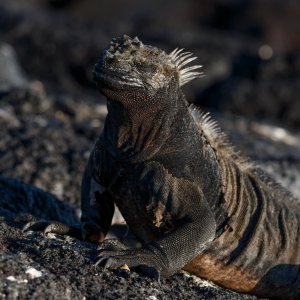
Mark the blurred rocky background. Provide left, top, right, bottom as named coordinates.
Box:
left=0, top=0, right=299, bottom=299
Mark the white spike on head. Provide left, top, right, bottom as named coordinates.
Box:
left=169, top=47, right=203, bottom=86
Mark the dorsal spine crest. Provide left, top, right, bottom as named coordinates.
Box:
left=189, top=105, right=252, bottom=171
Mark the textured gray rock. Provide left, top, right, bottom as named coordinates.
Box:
left=0, top=43, right=28, bottom=93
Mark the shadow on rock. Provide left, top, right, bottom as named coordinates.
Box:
left=0, top=176, right=79, bottom=225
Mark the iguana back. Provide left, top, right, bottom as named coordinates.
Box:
left=185, top=107, right=300, bottom=299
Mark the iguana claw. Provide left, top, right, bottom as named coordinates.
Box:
left=95, top=245, right=162, bottom=281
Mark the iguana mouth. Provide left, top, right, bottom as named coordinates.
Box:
left=93, top=64, right=143, bottom=89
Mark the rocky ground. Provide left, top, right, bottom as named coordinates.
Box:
left=0, top=1, right=299, bottom=299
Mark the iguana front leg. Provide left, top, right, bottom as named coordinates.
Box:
left=96, top=182, right=216, bottom=277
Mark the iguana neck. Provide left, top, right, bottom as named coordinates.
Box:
left=102, top=90, right=201, bottom=163
left=102, top=87, right=222, bottom=220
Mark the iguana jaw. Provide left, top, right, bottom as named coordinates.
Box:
left=93, top=64, right=143, bottom=90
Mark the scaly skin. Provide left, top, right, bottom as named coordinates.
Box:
left=27, top=35, right=300, bottom=299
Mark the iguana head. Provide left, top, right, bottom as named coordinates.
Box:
left=93, top=35, right=203, bottom=100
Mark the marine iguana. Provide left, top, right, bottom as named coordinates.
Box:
left=25, top=35, right=300, bottom=299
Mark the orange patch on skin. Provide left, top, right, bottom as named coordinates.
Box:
left=183, top=252, right=259, bottom=293
left=87, top=231, right=105, bottom=243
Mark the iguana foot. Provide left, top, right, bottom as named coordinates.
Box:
left=22, top=220, right=82, bottom=240
left=95, top=240, right=162, bottom=280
